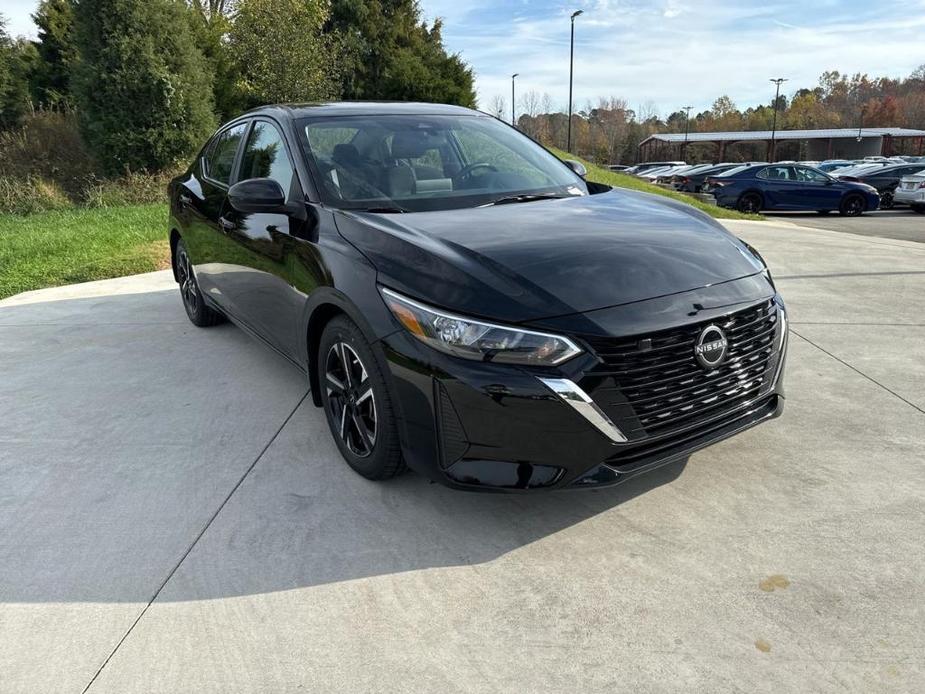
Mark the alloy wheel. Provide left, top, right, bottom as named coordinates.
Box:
left=738, top=194, right=761, bottom=214
left=843, top=195, right=864, bottom=216
left=325, top=341, right=377, bottom=457
left=176, top=248, right=199, bottom=314
left=880, top=192, right=893, bottom=209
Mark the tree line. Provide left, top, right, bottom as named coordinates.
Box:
left=0, top=0, right=475, bottom=175
left=502, top=68, right=925, bottom=164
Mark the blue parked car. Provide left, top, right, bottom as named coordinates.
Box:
left=710, top=164, right=880, bottom=216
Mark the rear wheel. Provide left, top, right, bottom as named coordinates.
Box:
left=839, top=193, right=865, bottom=217
left=318, top=316, right=405, bottom=481
left=175, top=239, right=225, bottom=327
left=880, top=190, right=894, bottom=209
left=736, top=192, right=762, bottom=214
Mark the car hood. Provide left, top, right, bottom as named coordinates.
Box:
left=333, top=188, right=766, bottom=323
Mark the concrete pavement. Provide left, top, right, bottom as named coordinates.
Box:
left=763, top=208, right=925, bottom=243
left=1, top=220, right=923, bottom=693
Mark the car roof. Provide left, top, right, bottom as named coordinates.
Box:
left=243, top=101, right=484, bottom=119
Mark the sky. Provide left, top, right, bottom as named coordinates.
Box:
left=420, top=0, right=925, bottom=116
left=3, top=0, right=924, bottom=117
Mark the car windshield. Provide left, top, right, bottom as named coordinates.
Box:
left=298, top=115, right=587, bottom=212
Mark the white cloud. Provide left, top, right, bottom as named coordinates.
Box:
left=429, top=0, right=925, bottom=116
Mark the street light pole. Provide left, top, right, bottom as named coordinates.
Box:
left=682, top=105, right=692, bottom=160
left=511, top=73, right=519, bottom=127
left=567, top=9, right=583, bottom=152
left=769, top=77, right=787, bottom=162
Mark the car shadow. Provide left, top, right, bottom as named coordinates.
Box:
left=0, top=285, right=687, bottom=604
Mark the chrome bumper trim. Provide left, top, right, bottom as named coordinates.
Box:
left=539, top=377, right=628, bottom=443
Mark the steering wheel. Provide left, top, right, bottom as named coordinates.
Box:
left=453, top=162, right=498, bottom=185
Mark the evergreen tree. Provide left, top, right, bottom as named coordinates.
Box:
left=0, top=19, right=35, bottom=128
left=30, top=0, right=77, bottom=108
left=327, top=0, right=476, bottom=107
left=72, top=0, right=216, bottom=173
left=229, top=0, right=345, bottom=108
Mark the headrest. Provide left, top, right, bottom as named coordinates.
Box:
left=391, top=132, right=430, bottom=159
left=332, top=143, right=361, bottom=165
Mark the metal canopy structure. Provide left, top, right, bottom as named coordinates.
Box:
left=638, top=127, right=925, bottom=162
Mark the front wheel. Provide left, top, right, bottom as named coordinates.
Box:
left=880, top=191, right=894, bottom=209
left=839, top=193, right=865, bottom=217
left=736, top=192, right=762, bottom=214
left=318, top=316, right=405, bottom=480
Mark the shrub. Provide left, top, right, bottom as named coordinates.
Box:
left=0, top=109, right=95, bottom=194
left=72, top=0, right=216, bottom=174
left=0, top=175, right=71, bottom=214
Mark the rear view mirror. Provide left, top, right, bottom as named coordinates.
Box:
left=564, top=159, right=587, bottom=178
left=228, top=178, right=286, bottom=213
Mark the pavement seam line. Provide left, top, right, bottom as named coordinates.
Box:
left=791, top=329, right=925, bottom=417
left=80, top=389, right=311, bottom=694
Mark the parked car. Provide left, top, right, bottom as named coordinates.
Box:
left=627, top=161, right=685, bottom=176
left=607, top=164, right=630, bottom=172
left=710, top=163, right=880, bottom=215
left=168, top=102, right=787, bottom=491
left=846, top=163, right=925, bottom=208
left=893, top=172, right=925, bottom=213
left=817, top=160, right=854, bottom=172
left=673, top=163, right=740, bottom=192
left=654, top=163, right=715, bottom=184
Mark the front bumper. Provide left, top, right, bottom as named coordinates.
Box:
left=379, top=289, right=788, bottom=492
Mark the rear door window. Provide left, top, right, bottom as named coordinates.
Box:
left=204, top=123, right=248, bottom=185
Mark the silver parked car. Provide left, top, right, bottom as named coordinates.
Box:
left=892, top=173, right=925, bottom=213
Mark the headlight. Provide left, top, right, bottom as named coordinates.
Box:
left=380, top=287, right=582, bottom=365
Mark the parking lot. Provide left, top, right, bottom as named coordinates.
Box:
left=1, top=219, right=924, bottom=693
left=764, top=208, right=925, bottom=243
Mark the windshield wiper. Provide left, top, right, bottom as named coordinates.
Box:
left=478, top=193, right=573, bottom=207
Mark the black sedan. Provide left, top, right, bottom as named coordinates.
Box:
left=840, top=163, right=925, bottom=208
left=169, top=102, right=787, bottom=491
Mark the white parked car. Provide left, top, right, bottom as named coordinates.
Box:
left=892, top=173, right=925, bottom=213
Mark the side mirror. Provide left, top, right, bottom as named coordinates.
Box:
left=564, top=159, right=587, bottom=178
left=228, top=178, right=286, bottom=213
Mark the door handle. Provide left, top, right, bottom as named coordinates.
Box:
left=218, top=216, right=236, bottom=232
left=178, top=193, right=192, bottom=206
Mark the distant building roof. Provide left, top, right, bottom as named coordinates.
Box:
left=641, top=127, right=925, bottom=145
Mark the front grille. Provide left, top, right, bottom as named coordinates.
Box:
left=581, top=299, right=780, bottom=440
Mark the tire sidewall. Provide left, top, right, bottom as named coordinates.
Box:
left=317, top=317, right=399, bottom=479
left=176, top=240, right=205, bottom=323
left=737, top=192, right=761, bottom=214
left=840, top=193, right=865, bottom=216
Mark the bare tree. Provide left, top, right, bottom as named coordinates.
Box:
left=520, top=90, right=541, bottom=118
left=488, top=94, right=507, bottom=120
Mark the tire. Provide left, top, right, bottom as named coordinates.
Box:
left=318, top=316, right=405, bottom=480
left=736, top=192, right=762, bottom=214
left=175, top=239, right=225, bottom=327
left=839, top=193, right=865, bottom=217
left=880, top=191, right=894, bottom=210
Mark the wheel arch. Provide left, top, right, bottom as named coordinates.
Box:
left=302, top=288, right=393, bottom=407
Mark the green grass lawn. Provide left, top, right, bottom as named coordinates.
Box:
left=0, top=204, right=169, bottom=299
left=551, top=148, right=762, bottom=221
